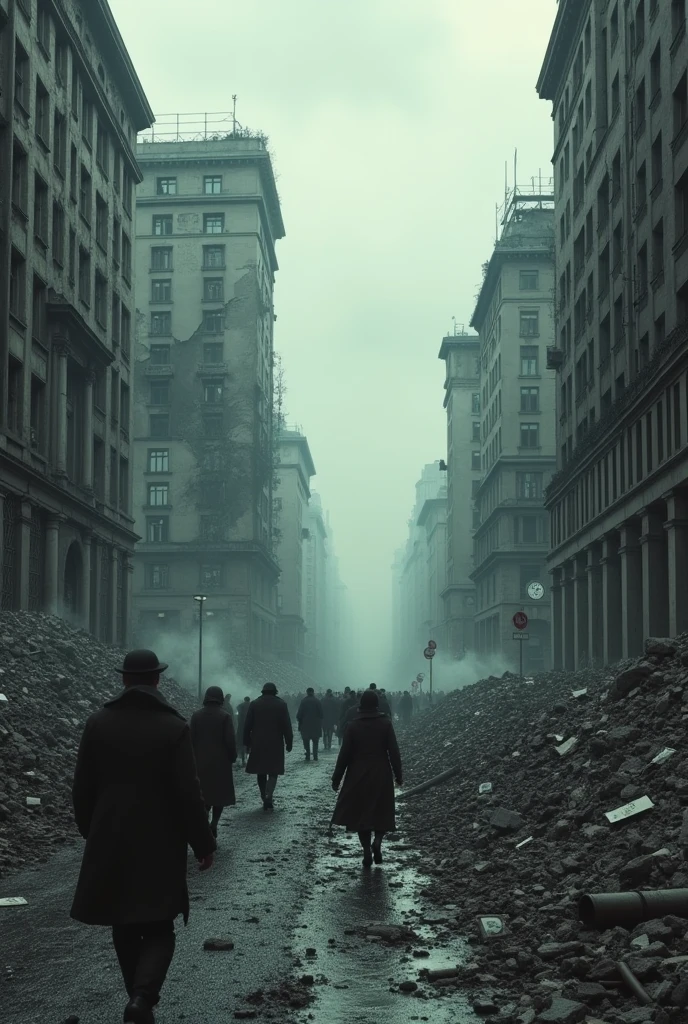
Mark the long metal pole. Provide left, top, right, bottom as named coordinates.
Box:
left=198, top=609, right=204, bottom=700
left=520, top=634, right=523, bottom=680
left=429, top=657, right=433, bottom=703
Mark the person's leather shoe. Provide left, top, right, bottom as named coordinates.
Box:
left=362, top=850, right=373, bottom=868
left=372, top=842, right=383, bottom=864
left=123, top=996, right=154, bottom=1023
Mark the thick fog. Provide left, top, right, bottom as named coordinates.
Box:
left=110, top=0, right=556, bottom=682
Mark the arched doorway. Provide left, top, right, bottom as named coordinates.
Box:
left=63, top=541, right=82, bottom=617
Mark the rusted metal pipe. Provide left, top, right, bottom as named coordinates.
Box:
left=617, top=962, right=654, bottom=1006
left=579, top=889, right=688, bottom=930
left=396, top=765, right=462, bottom=800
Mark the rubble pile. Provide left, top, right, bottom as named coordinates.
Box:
left=400, top=638, right=688, bottom=1023
left=0, top=612, right=199, bottom=878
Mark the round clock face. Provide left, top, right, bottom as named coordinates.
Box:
left=527, top=581, right=545, bottom=601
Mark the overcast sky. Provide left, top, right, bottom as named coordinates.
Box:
left=110, top=0, right=557, bottom=682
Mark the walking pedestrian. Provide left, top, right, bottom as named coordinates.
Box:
left=321, top=688, right=338, bottom=750
left=297, top=686, right=323, bottom=761
left=237, top=696, right=251, bottom=766
left=190, top=686, right=237, bottom=839
left=70, top=650, right=215, bottom=1024
left=399, top=690, right=413, bottom=727
left=331, top=689, right=402, bottom=868
left=243, top=682, right=293, bottom=810
left=338, top=688, right=357, bottom=743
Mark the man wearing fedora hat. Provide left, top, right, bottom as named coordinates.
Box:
left=243, top=682, right=293, bottom=810
left=70, top=649, right=216, bottom=1024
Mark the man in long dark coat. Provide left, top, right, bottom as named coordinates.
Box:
left=331, top=689, right=402, bottom=867
left=399, top=690, right=413, bottom=727
left=237, top=696, right=251, bottom=766
left=243, top=682, right=293, bottom=810
left=70, top=650, right=215, bottom=1024
left=338, top=688, right=357, bottom=743
left=190, top=686, right=237, bottom=838
left=320, top=688, right=338, bottom=750
left=297, top=686, right=323, bottom=761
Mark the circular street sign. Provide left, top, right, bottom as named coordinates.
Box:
left=423, top=647, right=436, bottom=660
left=527, top=581, right=545, bottom=601
left=427, top=640, right=437, bottom=650
left=513, top=611, right=528, bottom=630
left=416, top=673, right=425, bottom=682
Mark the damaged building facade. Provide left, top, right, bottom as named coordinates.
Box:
left=0, top=0, right=153, bottom=641
left=538, top=0, right=688, bottom=669
left=130, top=120, right=285, bottom=656
left=470, top=187, right=557, bottom=673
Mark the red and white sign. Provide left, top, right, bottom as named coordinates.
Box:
left=428, top=640, right=437, bottom=650
left=512, top=611, right=528, bottom=631
left=423, top=647, right=436, bottom=660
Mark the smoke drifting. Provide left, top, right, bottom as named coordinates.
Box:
left=156, top=630, right=255, bottom=702
left=422, top=651, right=513, bottom=694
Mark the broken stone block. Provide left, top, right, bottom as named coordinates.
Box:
left=611, top=664, right=653, bottom=699
left=536, top=942, right=584, bottom=960
left=472, top=995, right=498, bottom=1014
left=203, top=937, right=234, bottom=951
left=645, top=638, right=677, bottom=657
left=398, top=980, right=418, bottom=992
left=490, top=807, right=524, bottom=832
left=535, top=997, right=586, bottom=1023
left=572, top=981, right=607, bottom=1003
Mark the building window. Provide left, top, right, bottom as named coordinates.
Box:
left=35, top=77, right=50, bottom=146
left=202, top=413, right=223, bottom=437
left=12, top=143, right=28, bottom=213
left=96, top=193, right=108, bottom=250
left=156, top=177, right=177, bottom=195
left=149, top=414, right=170, bottom=438
left=203, top=342, right=224, bottom=363
left=30, top=374, right=46, bottom=451
left=146, top=564, right=169, bottom=589
left=674, top=72, right=688, bottom=140
left=95, top=273, right=107, bottom=326
left=151, top=246, right=172, bottom=271
left=33, top=174, right=49, bottom=243
left=14, top=40, right=29, bottom=111
left=516, top=472, right=542, bottom=499
left=471, top=451, right=481, bottom=471
left=148, top=449, right=169, bottom=473
left=121, top=306, right=131, bottom=357
left=203, top=278, right=224, bottom=302
left=520, top=346, right=539, bottom=376
left=151, top=279, right=172, bottom=302
left=151, top=312, right=172, bottom=336
left=123, top=168, right=133, bottom=215
left=202, top=311, right=224, bottom=333
left=471, top=421, right=481, bottom=441
left=520, top=386, right=539, bottom=413
left=519, top=270, right=539, bottom=290
left=520, top=423, right=540, bottom=448
left=201, top=565, right=222, bottom=588
left=52, top=201, right=65, bottom=263
left=202, top=449, right=222, bottom=471
left=146, top=517, right=169, bottom=543
left=32, top=274, right=46, bottom=342
left=204, top=213, right=224, bottom=234
left=96, top=120, right=109, bottom=174
left=203, top=381, right=223, bottom=404
left=10, top=249, right=27, bottom=321
left=151, top=214, right=174, bottom=239
left=113, top=217, right=121, bottom=265
left=149, top=381, right=170, bottom=405
left=68, top=228, right=76, bottom=283
left=519, top=310, right=539, bottom=337
left=79, top=164, right=92, bottom=223
left=204, top=176, right=222, bottom=194
left=122, top=232, right=132, bottom=282
left=515, top=515, right=544, bottom=544
left=203, top=245, right=225, bottom=268
left=675, top=168, right=688, bottom=242
left=150, top=344, right=171, bottom=365
left=147, top=483, right=169, bottom=506
left=78, top=248, right=91, bottom=306
left=111, top=294, right=121, bottom=347
left=82, top=93, right=93, bottom=147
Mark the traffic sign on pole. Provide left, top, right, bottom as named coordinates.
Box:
left=428, top=640, right=437, bottom=650
left=416, top=673, right=425, bottom=682
left=423, top=647, right=436, bottom=660
left=512, top=611, right=528, bottom=630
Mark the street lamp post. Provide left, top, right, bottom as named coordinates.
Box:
left=193, top=595, right=207, bottom=700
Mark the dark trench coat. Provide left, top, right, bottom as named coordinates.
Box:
left=243, top=695, right=293, bottom=776
left=237, top=701, right=251, bottom=746
left=70, top=686, right=215, bottom=927
left=190, top=702, right=237, bottom=808
left=297, top=695, right=323, bottom=740
left=321, top=696, right=339, bottom=730
left=331, top=712, right=402, bottom=833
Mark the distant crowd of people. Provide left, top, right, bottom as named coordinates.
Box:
left=67, top=651, right=435, bottom=1024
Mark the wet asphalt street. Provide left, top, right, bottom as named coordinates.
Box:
left=1, top=743, right=479, bottom=1024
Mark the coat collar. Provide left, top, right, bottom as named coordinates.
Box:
left=105, top=685, right=184, bottom=719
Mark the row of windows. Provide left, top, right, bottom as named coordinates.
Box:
left=144, top=515, right=226, bottom=544
left=148, top=380, right=223, bottom=406
left=152, top=213, right=225, bottom=236
left=151, top=277, right=225, bottom=303
left=150, top=310, right=225, bottom=336
left=474, top=515, right=549, bottom=565
left=155, top=176, right=223, bottom=196
left=149, top=342, right=224, bottom=365
left=145, top=563, right=223, bottom=589
left=476, top=564, right=544, bottom=611
left=150, top=245, right=226, bottom=271
left=144, top=478, right=227, bottom=508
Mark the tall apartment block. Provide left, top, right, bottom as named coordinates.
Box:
left=438, top=327, right=480, bottom=656
left=470, top=189, right=557, bottom=673
left=130, top=118, right=285, bottom=657
left=0, top=0, right=152, bottom=641
left=538, top=0, right=688, bottom=669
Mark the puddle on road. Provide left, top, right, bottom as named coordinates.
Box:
left=292, top=819, right=479, bottom=1024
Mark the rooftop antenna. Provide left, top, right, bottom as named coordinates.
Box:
left=232, top=94, right=237, bottom=134
left=514, top=148, right=518, bottom=198
left=451, top=315, right=456, bottom=336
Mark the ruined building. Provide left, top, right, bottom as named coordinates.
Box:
left=538, top=0, right=688, bottom=668
left=130, top=117, right=285, bottom=657
left=0, top=0, right=153, bottom=641
left=438, top=326, right=480, bottom=657
left=470, top=187, right=557, bottom=673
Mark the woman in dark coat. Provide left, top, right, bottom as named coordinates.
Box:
left=190, top=686, right=237, bottom=837
left=331, top=689, right=403, bottom=867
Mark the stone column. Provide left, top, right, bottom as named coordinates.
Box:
left=18, top=501, right=32, bottom=610
left=0, top=491, right=5, bottom=604
left=45, top=516, right=62, bottom=616
left=56, top=344, right=69, bottom=476
left=640, top=507, right=669, bottom=639
left=111, top=546, right=119, bottom=644
left=665, top=492, right=688, bottom=636
left=601, top=533, right=622, bottom=664
left=586, top=546, right=604, bottom=666
left=82, top=370, right=95, bottom=491
left=125, top=557, right=134, bottom=647
left=551, top=568, right=563, bottom=670
left=81, top=533, right=92, bottom=631
left=573, top=554, right=589, bottom=669
left=619, top=521, right=643, bottom=658
left=561, top=563, right=575, bottom=671
left=91, top=536, right=101, bottom=638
